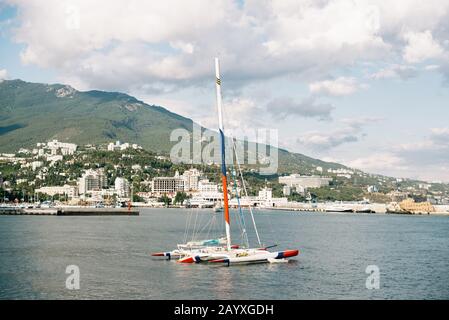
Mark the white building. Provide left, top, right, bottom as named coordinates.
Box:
left=120, top=143, right=130, bottom=150
left=114, top=177, right=130, bottom=198
left=229, top=187, right=288, bottom=208
left=192, top=179, right=223, bottom=203
left=46, top=154, right=63, bottom=162
left=107, top=141, right=142, bottom=151
left=107, top=142, right=117, bottom=151
left=132, top=164, right=141, bottom=171
left=151, top=171, right=185, bottom=195
left=418, top=183, right=431, bottom=190
left=18, top=148, right=30, bottom=154
left=327, top=168, right=354, bottom=175
left=258, top=187, right=272, bottom=200
left=32, top=161, right=43, bottom=171
left=282, top=185, right=291, bottom=196
left=35, top=185, right=78, bottom=198
left=78, top=169, right=107, bottom=195
left=182, top=168, right=201, bottom=191
left=46, top=139, right=77, bottom=155
left=198, top=179, right=218, bottom=193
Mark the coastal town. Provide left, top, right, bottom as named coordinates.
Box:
left=1, top=139, right=449, bottom=215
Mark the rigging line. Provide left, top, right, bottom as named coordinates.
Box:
left=230, top=161, right=249, bottom=248
left=231, top=202, right=244, bottom=246
left=232, top=138, right=262, bottom=247
left=187, top=208, right=195, bottom=242
left=260, top=179, right=280, bottom=247
left=211, top=211, right=220, bottom=239
left=197, top=211, right=207, bottom=240
left=183, top=208, right=193, bottom=244
left=229, top=156, right=246, bottom=241
left=206, top=211, right=216, bottom=240
left=191, top=209, right=200, bottom=242
left=183, top=210, right=188, bottom=244
left=188, top=208, right=197, bottom=242
left=197, top=211, right=214, bottom=237
left=194, top=210, right=205, bottom=241
left=204, top=212, right=212, bottom=239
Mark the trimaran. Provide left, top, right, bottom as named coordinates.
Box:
left=152, top=58, right=299, bottom=265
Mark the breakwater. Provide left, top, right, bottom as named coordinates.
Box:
left=0, top=207, right=139, bottom=216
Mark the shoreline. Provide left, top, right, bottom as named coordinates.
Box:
left=1, top=204, right=448, bottom=216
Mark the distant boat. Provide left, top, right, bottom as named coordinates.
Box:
left=355, top=207, right=374, bottom=213
left=326, top=203, right=353, bottom=213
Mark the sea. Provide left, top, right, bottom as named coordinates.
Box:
left=0, top=208, right=448, bottom=300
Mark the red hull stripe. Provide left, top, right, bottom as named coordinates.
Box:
left=177, top=256, right=195, bottom=263
left=282, top=249, right=299, bottom=258
left=151, top=252, right=165, bottom=256
left=210, top=259, right=229, bottom=263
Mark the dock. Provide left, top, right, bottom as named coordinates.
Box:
left=0, top=207, right=139, bottom=216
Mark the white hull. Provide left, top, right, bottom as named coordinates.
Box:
left=175, top=248, right=299, bottom=265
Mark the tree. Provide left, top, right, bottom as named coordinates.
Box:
left=158, top=194, right=172, bottom=206
left=288, top=192, right=307, bottom=202
left=173, top=192, right=188, bottom=205
left=132, top=194, right=144, bottom=202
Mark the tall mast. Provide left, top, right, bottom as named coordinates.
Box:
left=215, top=57, right=231, bottom=251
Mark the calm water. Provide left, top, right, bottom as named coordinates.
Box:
left=0, top=209, right=448, bottom=300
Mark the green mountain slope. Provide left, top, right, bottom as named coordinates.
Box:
left=0, top=80, right=193, bottom=154
left=0, top=79, right=346, bottom=174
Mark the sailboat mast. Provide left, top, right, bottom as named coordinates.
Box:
left=214, top=57, right=231, bottom=251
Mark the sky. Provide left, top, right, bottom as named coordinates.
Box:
left=1, top=0, right=449, bottom=182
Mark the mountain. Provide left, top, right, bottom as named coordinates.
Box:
left=0, top=79, right=194, bottom=154
left=0, top=79, right=346, bottom=174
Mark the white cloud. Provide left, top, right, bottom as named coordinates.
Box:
left=260, top=0, right=386, bottom=58
left=0, top=69, right=7, bottom=81
left=345, top=153, right=407, bottom=172
left=266, top=96, right=334, bottom=120
left=296, top=117, right=380, bottom=150
left=179, top=96, right=265, bottom=131
left=369, top=64, right=417, bottom=80
left=368, top=127, right=449, bottom=181
left=403, top=30, right=444, bottom=63
left=424, top=64, right=440, bottom=71
left=297, top=130, right=358, bottom=150
left=220, top=97, right=264, bottom=130
left=8, top=0, right=449, bottom=92
left=325, top=151, right=449, bottom=182
left=400, top=127, right=449, bottom=152
left=309, top=77, right=365, bottom=96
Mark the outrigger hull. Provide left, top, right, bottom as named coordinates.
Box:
left=176, top=249, right=299, bottom=265
left=210, top=249, right=299, bottom=265
left=151, top=250, right=187, bottom=260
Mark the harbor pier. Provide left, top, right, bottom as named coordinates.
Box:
left=0, top=207, right=139, bottom=216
